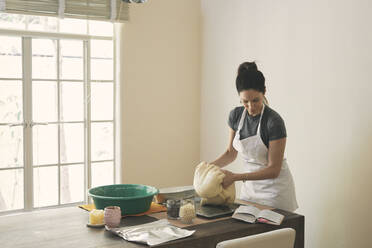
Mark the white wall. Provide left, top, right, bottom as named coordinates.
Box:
left=200, top=0, right=372, bottom=247
left=120, top=0, right=201, bottom=188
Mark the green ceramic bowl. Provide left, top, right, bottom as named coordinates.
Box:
left=88, top=184, right=159, bottom=215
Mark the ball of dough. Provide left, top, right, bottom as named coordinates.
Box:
left=193, top=162, right=235, bottom=205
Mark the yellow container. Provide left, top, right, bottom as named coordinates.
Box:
left=89, top=209, right=104, bottom=225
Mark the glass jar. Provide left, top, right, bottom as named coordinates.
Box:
left=104, top=206, right=122, bottom=228
left=179, top=198, right=196, bottom=224
left=166, top=199, right=180, bottom=219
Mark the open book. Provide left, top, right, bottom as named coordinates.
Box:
left=232, top=205, right=284, bottom=225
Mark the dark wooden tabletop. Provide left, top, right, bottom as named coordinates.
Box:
left=0, top=206, right=304, bottom=248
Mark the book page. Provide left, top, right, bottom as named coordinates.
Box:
left=234, top=205, right=260, bottom=217
left=232, top=205, right=261, bottom=223
left=257, top=209, right=284, bottom=225
left=232, top=212, right=256, bottom=223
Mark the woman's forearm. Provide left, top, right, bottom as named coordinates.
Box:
left=211, top=149, right=237, bottom=168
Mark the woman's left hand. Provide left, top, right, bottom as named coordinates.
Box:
left=221, top=169, right=236, bottom=189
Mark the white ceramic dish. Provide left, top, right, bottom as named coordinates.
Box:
left=86, top=223, right=105, bottom=228
left=155, top=185, right=195, bottom=203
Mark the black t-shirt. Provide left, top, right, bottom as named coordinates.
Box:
left=228, top=105, right=287, bottom=148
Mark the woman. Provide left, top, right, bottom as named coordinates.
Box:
left=211, top=61, right=298, bottom=212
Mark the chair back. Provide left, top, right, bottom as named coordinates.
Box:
left=216, top=228, right=296, bottom=248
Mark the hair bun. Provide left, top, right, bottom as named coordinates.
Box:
left=238, top=61, right=258, bottom=75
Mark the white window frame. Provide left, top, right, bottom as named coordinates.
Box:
left=0, top=25, right=121, bottom=215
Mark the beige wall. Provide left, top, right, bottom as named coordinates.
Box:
left=119, top=0, right=372, bottom=246
left=119, top=0, right=201, bottom=188
left=200, top=0, right=372, bottom=247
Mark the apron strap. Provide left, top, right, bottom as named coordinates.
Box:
left=237, top=108, right=247, bottom=132
left=256, top=104, right=265, bottom=135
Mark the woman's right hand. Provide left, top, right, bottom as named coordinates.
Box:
left=221, top=169, right=237, bottom=189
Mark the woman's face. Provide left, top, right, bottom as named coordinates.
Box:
left=239, top=89, right=264, bottom=116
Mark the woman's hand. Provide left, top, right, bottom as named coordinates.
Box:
left=221, top=170, right=236, bottom=189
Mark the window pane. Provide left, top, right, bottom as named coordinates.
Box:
left=27, top=15, right=58, bottom=32
left=91, top=161, right=113, bottom=187
left=60, top=123, right=84, bottom=164
left=33, top=166, right=58, bottom=207
left=61, top=164, right=84, bottom=204
left=32, top=39, right=57, bottom=79
left=91, top=59, right=113, bottom=80
left=33, top=124, right=58, bottom=165
left=60, top=18, right=87, bottom=34
left=88, top=20, right=113, bottom=36
left=0, top=13, right=26, bottom=30
left=0, top=126, right=23, bottom=168
left=0, top=169, right=24, bottom=212
left=0, top=36, right=22, bottom=78
left=60, top=40, right=83, bottom=80
left=61, top=82, right=84, bottom=121
left=91, top=40, right=113, bottom=59
left=91, top=122, right=113, bottom=161
left=0, top=81, right=23, bottom=123
left=32, top=81, right=58, bottom=122
left=90, top=39, right=113, bottom=81
left=91, top=82, right=113, bottom=121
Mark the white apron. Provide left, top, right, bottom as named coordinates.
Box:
left=232, top=105, right=298, bottom=212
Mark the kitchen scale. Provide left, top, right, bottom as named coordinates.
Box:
left=195, top=201, right=240, bottom=219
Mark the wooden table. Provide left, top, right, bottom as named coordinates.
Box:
left=0, top=206, right=304, bottom=248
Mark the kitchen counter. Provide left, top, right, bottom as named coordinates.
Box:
left=0, top=206, right=304, bottom=248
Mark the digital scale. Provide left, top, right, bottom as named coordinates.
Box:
left=195, top=201, right=240, bottom=219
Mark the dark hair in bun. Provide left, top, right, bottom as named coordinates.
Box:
left=236, top=61, right=266, bottom=94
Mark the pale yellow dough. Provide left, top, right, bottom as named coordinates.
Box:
left=193, top=162, right=235, bottom=205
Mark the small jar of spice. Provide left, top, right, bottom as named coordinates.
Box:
left=166, top=199, right=180, bottom=219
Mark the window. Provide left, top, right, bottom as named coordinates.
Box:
left=0, top=13, right=117, bottom=213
